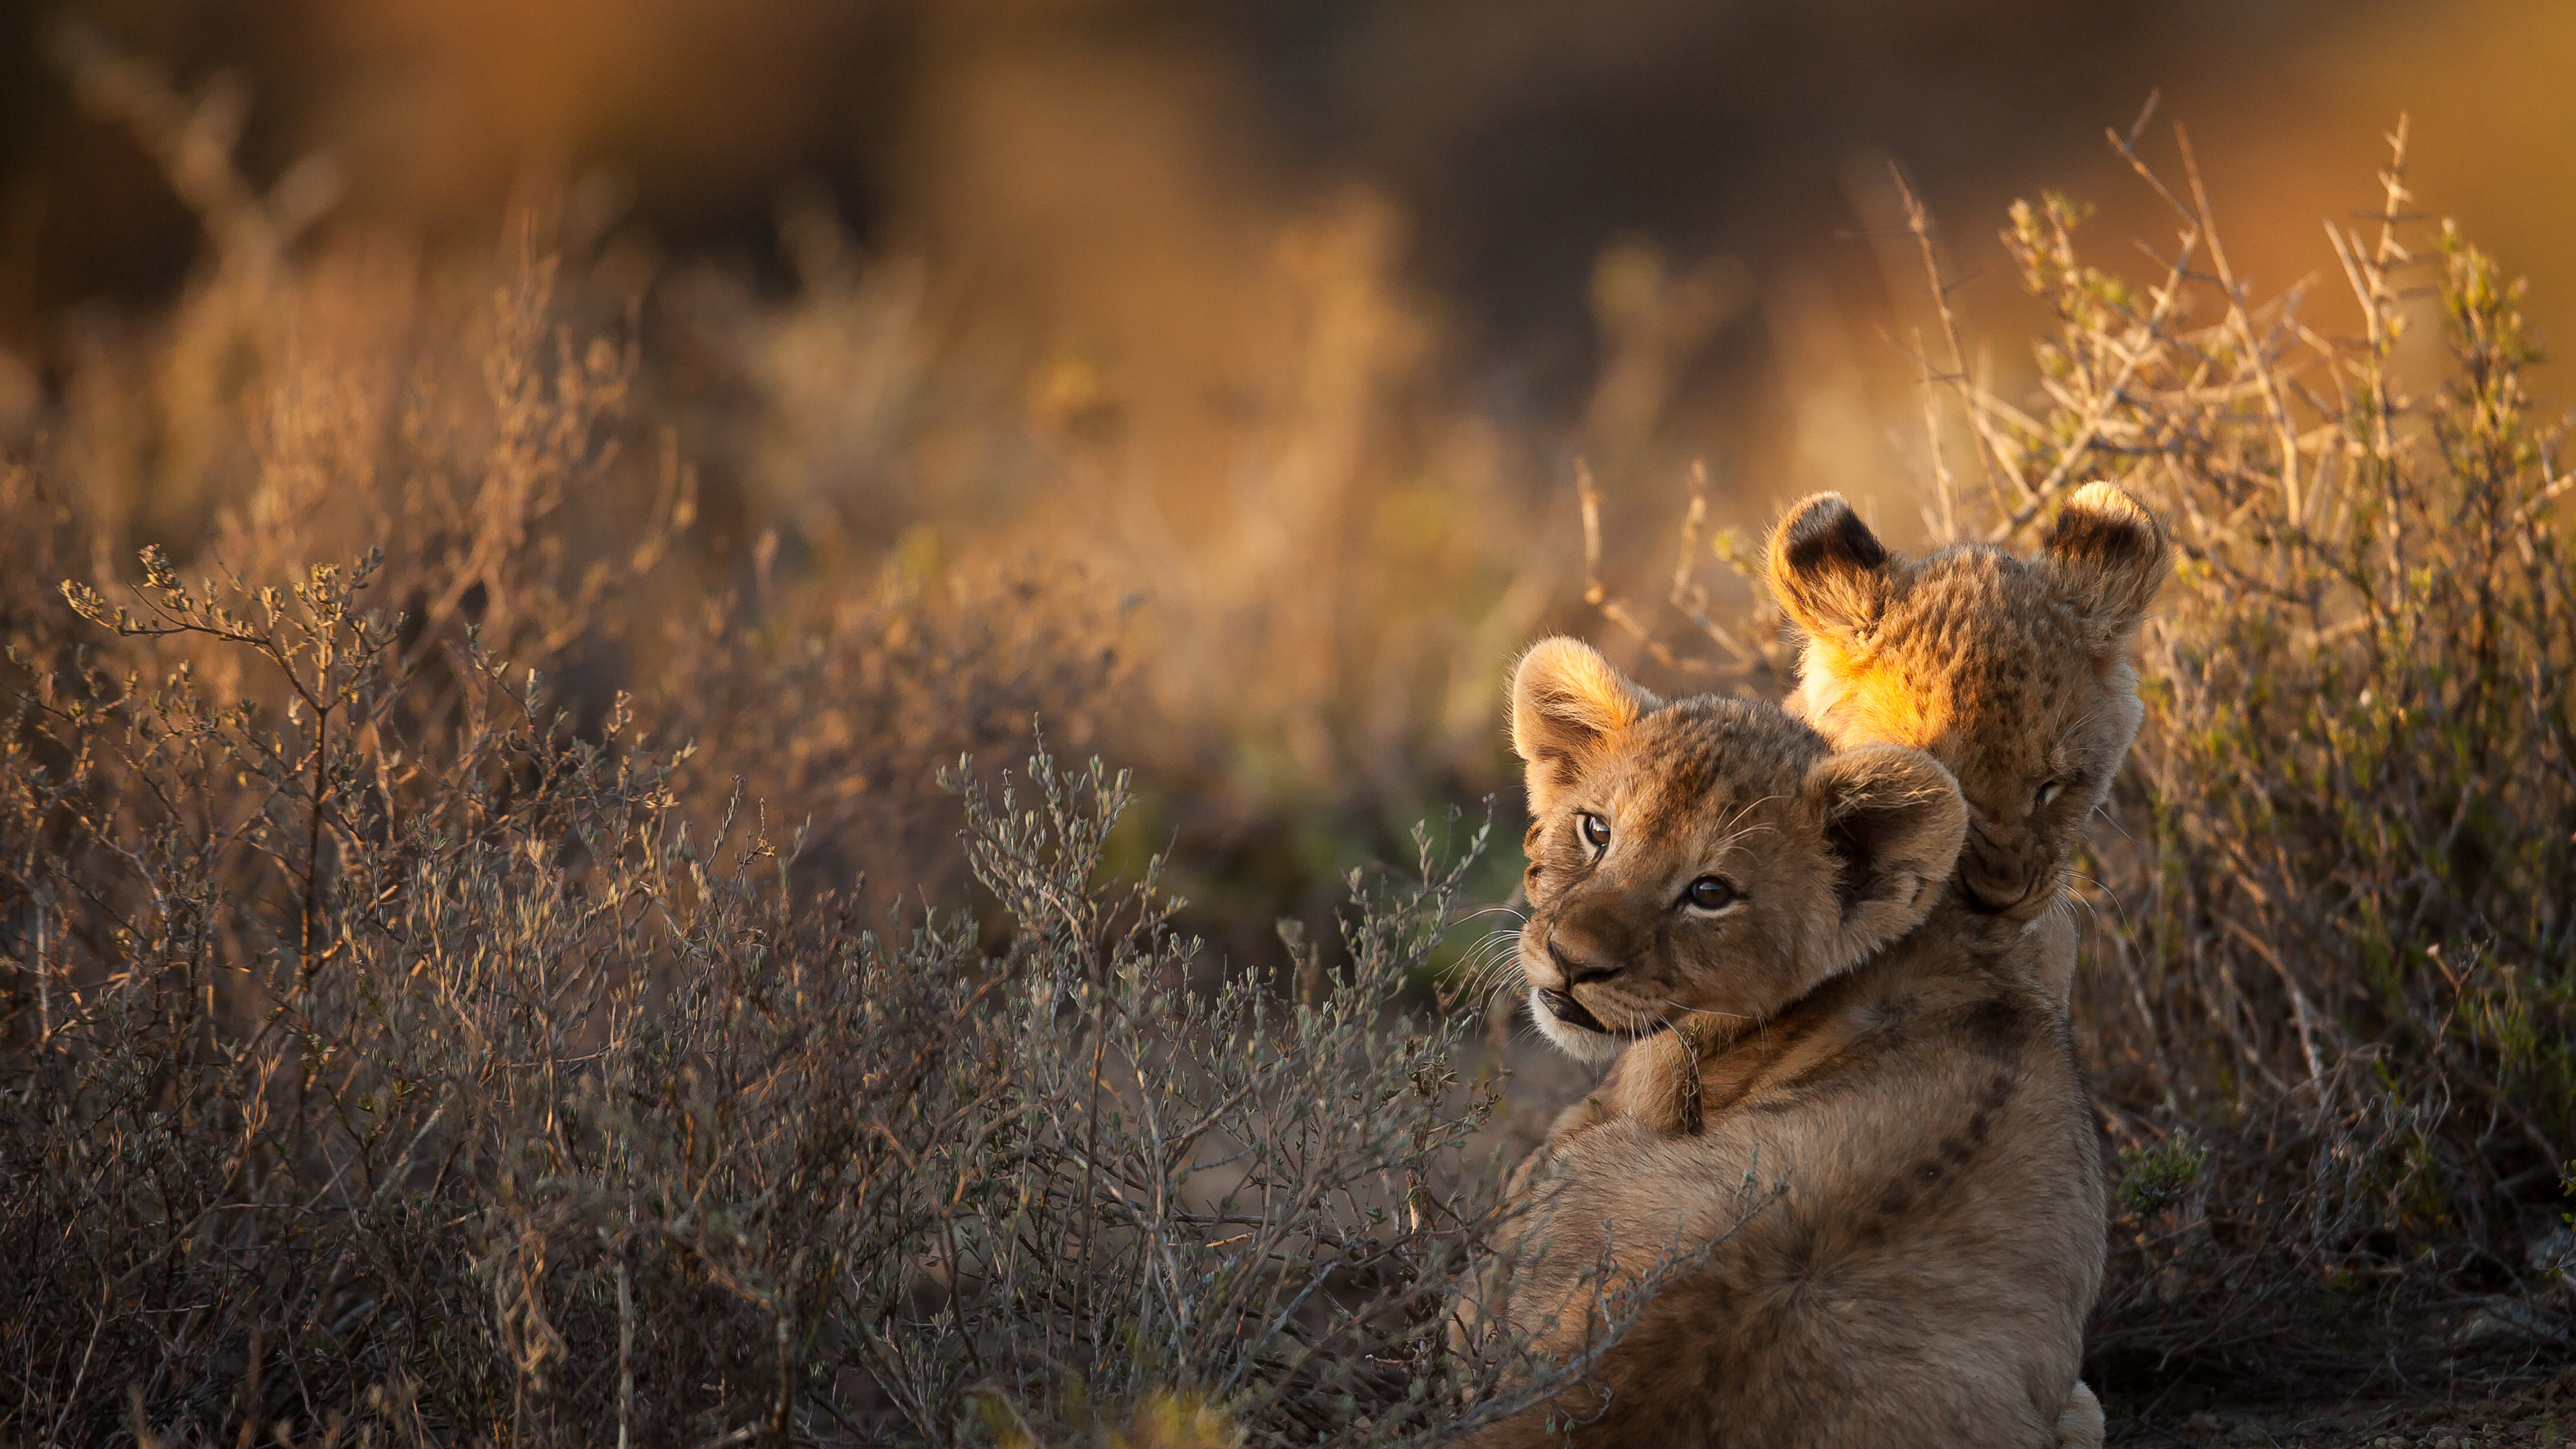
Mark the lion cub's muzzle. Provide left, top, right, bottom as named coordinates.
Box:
left=1962, top=874, right=2039, bottom=916
left=1960, top=828, right=2052, bottom=919
left=1528, top=934, right=1665, bottom=1045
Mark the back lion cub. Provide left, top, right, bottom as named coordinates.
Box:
left=1470, top=641, right=2102, bottom=1448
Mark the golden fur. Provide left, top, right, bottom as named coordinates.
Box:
left=1764, top=486, right=2165, bottom=1449
left=1466, top=640, right=2107, bottom=1448
left=1506, top=638, right=1968, bottom=1070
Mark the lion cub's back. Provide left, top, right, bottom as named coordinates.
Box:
left=1720, top=956, right=2103, bottom=1446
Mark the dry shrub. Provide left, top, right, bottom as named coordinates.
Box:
left=0, top=59, right=1674, bottom=1441
left=1998, top=125, right=2576, bottom=1387
left=644, top=555, right=1130, bottom=906
left=1, top=541, right=1670, bottom=1443
left=16, top=30, right=1642, bottom=959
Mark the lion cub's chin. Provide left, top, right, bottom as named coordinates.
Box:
left=1525, top=989, right=1633, bottom=1064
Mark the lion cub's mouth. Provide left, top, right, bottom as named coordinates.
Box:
left=1534, top=987, right=1672, bottom=1040
left=1534, top=987, right=1607, bottom=1034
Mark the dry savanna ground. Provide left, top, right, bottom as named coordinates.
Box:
left=2105, top=1368, right=2576, bottom=1448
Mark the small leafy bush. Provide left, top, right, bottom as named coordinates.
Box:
left=2114, top=1136, right=2208, bottom=1218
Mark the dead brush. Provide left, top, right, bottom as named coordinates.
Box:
left=1971, top=117, right=2573, bottom=1389
left=3, top=530, right=1693, bottom=1443
left=0, top=223, right=1607, bottom=1440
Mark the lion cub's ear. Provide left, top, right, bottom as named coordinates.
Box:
left=1768, top=492, right=1898, bottom=647
left=1510, top=638, right=1657, bottom=816
left=2042, top=482, right=2171, bottom=644
left=1802, top=743, right=1968, bottom=971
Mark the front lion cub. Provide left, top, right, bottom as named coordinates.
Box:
left=1467, top=639, right=2103, bottom=1449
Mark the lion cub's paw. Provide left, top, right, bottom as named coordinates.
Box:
left=2055, top=1379, right=2105, bottom=1449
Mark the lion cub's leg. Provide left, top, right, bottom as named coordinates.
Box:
left=1542, top=1023, right=1709, bottom=1148
left=2056, top=1379, right=2105, bottom=1448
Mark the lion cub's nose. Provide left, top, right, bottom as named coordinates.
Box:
left=1960, top=828, right=2044, bottom=914
left=1546, top=940, right=1619, bottom=986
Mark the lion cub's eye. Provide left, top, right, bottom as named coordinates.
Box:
left=1683, top=876, right=1739, bottom=912
left=1578, top=813, right=1611, bottom=851
left=2037, top=775, right=2074, bottom=807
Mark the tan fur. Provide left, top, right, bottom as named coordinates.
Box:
left=1511, top=490, right=2163, bottom=1444
left=2058, top=1381, right=2107, bottom=1448
left=1470, top=641, right=2106, bottom=1448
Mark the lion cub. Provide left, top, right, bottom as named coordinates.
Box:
left=1776, top=481, right=2171, bottom=997
left=1473, top=639, right=2104, bottom=1448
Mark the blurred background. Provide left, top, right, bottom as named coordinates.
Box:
left=6, top=0, right=2575, bottom=935
left=11, top=0, right=2576, bottom=425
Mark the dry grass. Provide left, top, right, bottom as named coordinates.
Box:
left=0, top=555, right=1574, bottom=1443
left=2026, top=122, right=2575, bottom=1394
left=0, top=513, right=1692, bottom=1444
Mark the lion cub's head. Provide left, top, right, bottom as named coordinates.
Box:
left=1509, top=638, right=1967, bottom=1063
left=1771, top=483, right=2170, bottom=922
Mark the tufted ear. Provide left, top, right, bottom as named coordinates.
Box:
left=1767, top=492, right=1898, bottom=647
left=2041, top=482, right=2170, bottom=643
left=1510, top=638, right=1656, bottom=815
left=1802, top=743, right=1967, bottom=971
